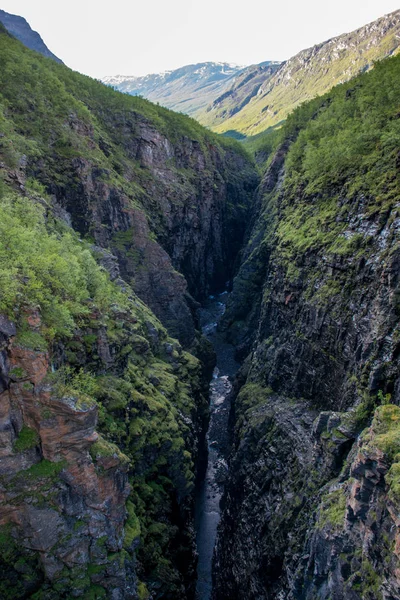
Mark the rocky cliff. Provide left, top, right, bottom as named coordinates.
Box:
left=213, top=53, right=400, bottom=599
left=0, top=191, right=211, bottom=599
left=0, top=23, right=258, bottom=346
left=0, top=23, right=257, bottom=600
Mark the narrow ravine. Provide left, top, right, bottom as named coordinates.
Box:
left=195, top=292, right=240, bottom=600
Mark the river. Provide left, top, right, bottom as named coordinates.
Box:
left=195, top=292, right=239, bottom=600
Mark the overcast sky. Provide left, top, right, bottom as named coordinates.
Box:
left=2, top=1, right=399, bottom=78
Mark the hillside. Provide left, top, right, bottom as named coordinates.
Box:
left=102, top=62, right=250, bottom=117
left=199, top=9, right=400, bottom=135
left=0, top=22, right=257, bottom=600
left=0, top=8, right=62, bottom=63
left=214, top=51, right=400, bottom=599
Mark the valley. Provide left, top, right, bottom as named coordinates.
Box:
left=0, top=6, right=400, bottom=600
left=195, top=292, right=239, bottom=600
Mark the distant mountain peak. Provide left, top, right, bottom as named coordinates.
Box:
left=0, top=9, right=62, bottom=63
left=101, top=62, right=250, bottom=117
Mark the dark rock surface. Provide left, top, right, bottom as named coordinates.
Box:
left=213, top=136, right=400, bottom=598
left=0, top=9, right=62, bottom=63
left=37, top=118, right=257, bottom=347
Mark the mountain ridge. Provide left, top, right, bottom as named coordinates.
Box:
left=103, top=9, right=400, bottom=138
left=201, top=8, right=400, bottom=134
left=102, top=61, right=267, bottom=117
left=0, top=8, right=62, bottom=63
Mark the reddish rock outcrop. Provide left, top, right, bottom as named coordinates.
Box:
left=0, top=316, right=133, bottom=598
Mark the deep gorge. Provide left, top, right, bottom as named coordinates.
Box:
left=2, top=19, right=400, bottom=600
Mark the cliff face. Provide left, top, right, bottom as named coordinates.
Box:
left=0, top=191, right=214, bottom=599
left=0, top=313, right=132, bottom=598
left=0, top=186, right=216, bottom=598
left=50, top=120, right=256, bottom=346
left=214, top=54, right=400, bottom=599
left=0, top=25, right=257, bottom=600
left=0, top=25, right=258, bottom=347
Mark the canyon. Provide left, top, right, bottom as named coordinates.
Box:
left=1, top=9, right=400, bottom=600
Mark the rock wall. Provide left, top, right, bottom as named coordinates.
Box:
left=213, top=56, right=400, bottom=600
left=49, top=125, right=257, bottom=347
left=0, top=201, right=210, bottom=599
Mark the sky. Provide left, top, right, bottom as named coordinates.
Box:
left=1, top=0, right=400, bottom=78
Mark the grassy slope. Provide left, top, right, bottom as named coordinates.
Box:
left=275, top=52, right=400, bottom=264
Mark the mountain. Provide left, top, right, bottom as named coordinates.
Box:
left=3, top=7, right=400, bottom=600
left=214, top=51, right=400, bottom=599
left=200, top=9, right=400, bottom=135
left=102, top=61, right=254, bottom=117
left=0, top=9, right=62, bottom=63
left=0, top=21, right=257, bottom=600
left=103, top=11, right=400, bottom=138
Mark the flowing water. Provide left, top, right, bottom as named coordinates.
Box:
left=195, top=292, right=239, bottom=600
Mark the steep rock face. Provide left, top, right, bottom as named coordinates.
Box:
left=50, top=122, right=256, bottom=345
left=0, top=191, right=213, bottom=599
left=214, top=54, right=400, bottom=599
left=0, top=314, right=132, bottom=598
left=0, top=26, right=258, bottom=345
left=295, top=406, right=400, bottom=599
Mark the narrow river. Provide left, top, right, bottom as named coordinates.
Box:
left=195, top=292, right=239, bottom=600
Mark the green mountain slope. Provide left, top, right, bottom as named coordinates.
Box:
left=200, top=9, right=400, bottom=135
left=0, top=22, right=257, bottom=600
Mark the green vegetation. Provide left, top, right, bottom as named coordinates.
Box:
left=363, top=404, right=400, bottom=460
left=274, top=55, right=400, bottom=265
left=317, top=487, right=347, bottom=529
left=90, top=435, right=130, bottom=466
left=0, top=194, right=125, bottom=341
left=123, top=501, right=141, bottom=548
left=283, top=56, right=400, bottom=206
left=137, top=581, right=150, bottom=600
left=0, top=184, right=203, bottom=594
left=22, top=459, right=66, bottom=480
left=360, top=405, right=400, bottom=509
left=0, top=524, right=43, bottom=600
left=0, top=23, right=250, bottom=219
left=230, top=53, right=400, bottom=335
left=13, top=426, right=39, bottom=452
